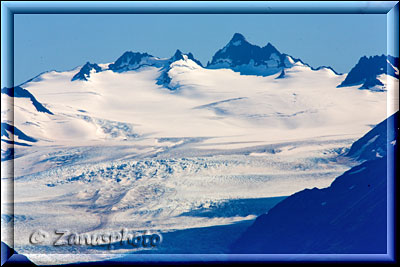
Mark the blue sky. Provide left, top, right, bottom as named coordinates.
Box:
left=14, top=14, right=388, bottom=85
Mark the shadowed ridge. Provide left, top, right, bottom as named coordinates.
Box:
left=1, top=86, right=53, bottom=115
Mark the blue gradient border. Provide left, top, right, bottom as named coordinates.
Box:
left=387, top=3, right=399, bottom=264
left=1, top=1, right=398, bottom=264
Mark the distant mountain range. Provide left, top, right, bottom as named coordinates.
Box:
left=230, top=111, right=398, bottom=254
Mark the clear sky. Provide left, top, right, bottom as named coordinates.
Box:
left=14, top=14, right=388, bottom=85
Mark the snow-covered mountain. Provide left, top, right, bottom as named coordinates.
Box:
left=206, top=33, right=340, bottom=77
left=207, top=33, right=286, bottom=76
left=71, top=62, right=102, bottom=81
left=108, top=51, right=166, bottom=72
left=338, top=54, right=399, bottom=90
left=69, top=49, right=203, bottom=90
left=169, top=49, right=203, bottom=67
left=156, top=49, right=203, bottom=89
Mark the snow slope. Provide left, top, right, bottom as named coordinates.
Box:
left=2, top=56, right=391, bottom=146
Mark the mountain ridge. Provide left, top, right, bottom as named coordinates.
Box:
left=338, top=54, right=399, bottom=89
left=230, top=111, right=398, bottom=254
left=12, top=33, right=399, bottom=90
left=57, top=33, right=400, bottom=91
left=69, top=33, right=345, bottom=82
left=1, top=86, right=53, bottom=114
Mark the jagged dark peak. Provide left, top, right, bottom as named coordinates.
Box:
left=119, top=51, right=153, bottom=60
left=207, top=33, right=283, bottom=70
left=263, top=42, right=280, bottom=54
left=231, top=33, right=246, bottom=41
left=83, top=61, right=100, bottom=69
left=71, top=62, right=102, bottom=81
left=338, top=54, right=398, bottom=89
left=228, top=33, right=248, bottom=45
left=169, top=49, right=203, bottom=67
left=170, top=49, right=185, bottom=61
left=108, top=51, right=153, bottom=71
